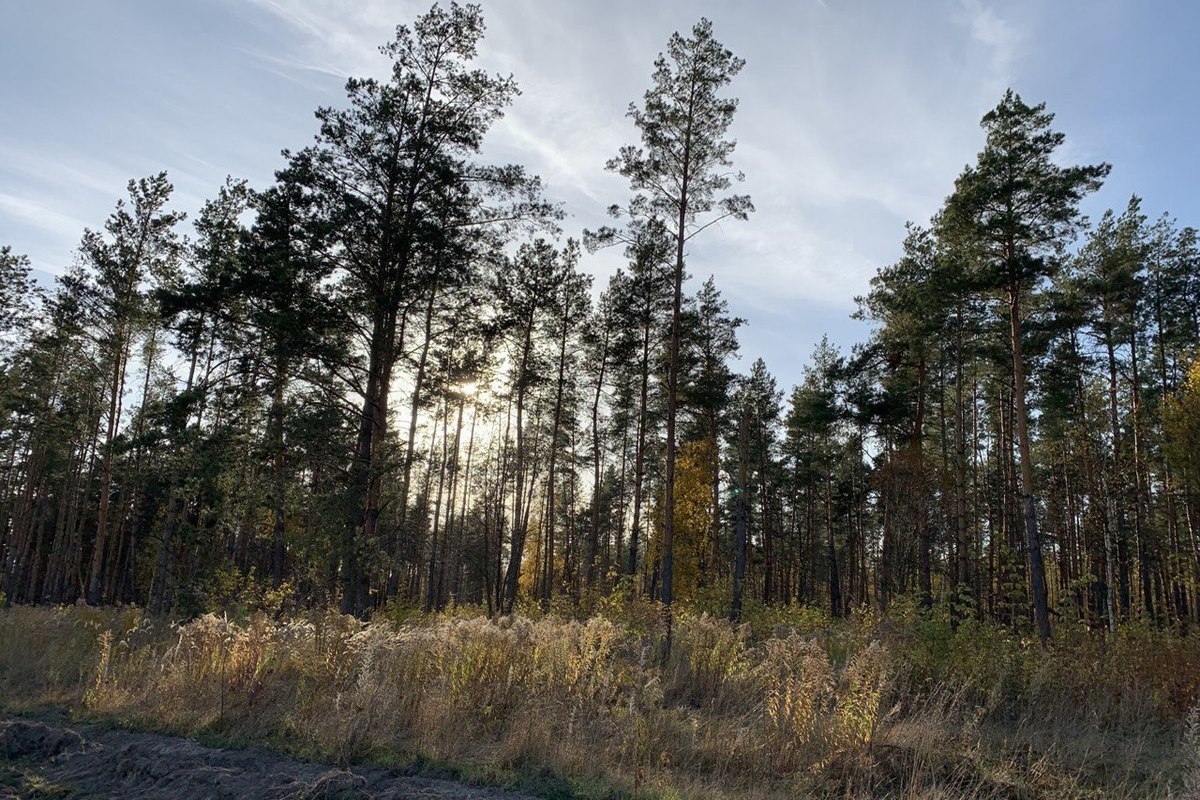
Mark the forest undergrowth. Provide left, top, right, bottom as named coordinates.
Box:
left=1, top=599, right=1198, bottom=799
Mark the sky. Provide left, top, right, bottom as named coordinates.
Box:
left=2, top=0, right=1198, bottom=393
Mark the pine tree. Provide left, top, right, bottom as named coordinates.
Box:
left=604, top=18, right=752, bottom=656
left=946, top=91, right=1109, bottom=641
left=83, top=173, right=185, bottom=605
left=287, top=3, right=553, bottom=615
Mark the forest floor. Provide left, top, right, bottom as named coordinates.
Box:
left=0, top=714, right=544, bottom=800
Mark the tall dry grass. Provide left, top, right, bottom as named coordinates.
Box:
left=1, top=601, right=1197, bottom=799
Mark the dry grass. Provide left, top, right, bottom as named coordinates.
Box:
left=1, top=601, right=1197, bottom=799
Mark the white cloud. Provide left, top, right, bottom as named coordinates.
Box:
left=0, top=143, right=132, bottom=199
left=235, top=0, right=411, bottom=76
left=0, top=193, right=89, bottom=242
left=962, top=0, right=1020, bottom=71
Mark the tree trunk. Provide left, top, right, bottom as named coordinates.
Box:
left=88, top=324, right=131, bottom=605
left=730, top=408, right=749, bottom=622
left=1010, top=286, right=1052, bottom=642
left=587, top=326, right=610, bottom=588
left=542, top=303, right=572, bottom=608
left=628, top=313, right=652, bottom=580
left=501, top=312, right=536, bottom=613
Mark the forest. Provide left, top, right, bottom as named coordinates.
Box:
left=2, top=4, right=1200, bottom=799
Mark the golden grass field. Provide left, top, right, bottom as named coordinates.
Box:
left=2, top=600, right=1198, bottom=799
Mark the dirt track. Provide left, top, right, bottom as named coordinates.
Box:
left=0, top=716, right=542, bottom=800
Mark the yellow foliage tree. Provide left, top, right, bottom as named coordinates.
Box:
left=648, top=438, right=717, bottom=603
left=1164, top=356, right=1200, bottom=494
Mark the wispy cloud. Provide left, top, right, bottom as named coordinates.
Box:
left=234, top=0, right=410, bottom=76
left=961, top=0, right=1021, bottom=88
left=0, top=193, right=89, bottom=247
left=0, top=143, right=132, bottom=198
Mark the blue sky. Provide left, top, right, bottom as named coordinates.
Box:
left=2, top=0, right=1197, bottom=392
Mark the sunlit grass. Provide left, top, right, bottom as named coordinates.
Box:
left=1, top=600, right=1196, bottom=798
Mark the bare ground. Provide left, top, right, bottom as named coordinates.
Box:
left=0, top=716, right=544, bottom=800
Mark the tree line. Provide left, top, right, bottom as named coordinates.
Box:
left=1, top=4, right=1198, bottom=644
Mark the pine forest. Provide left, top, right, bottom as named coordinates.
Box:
left=2, top=5, right=1200, bottom=798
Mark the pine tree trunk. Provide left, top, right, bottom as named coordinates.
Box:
left=628, top=315, right=652, bottom=580
left=501, top=313, right=536, bottom=613
left=1010, top=287, right=1052, bottom=642
left=730, top=408, right=749, bottom=622
left=587, top=327, right=609, bottom=588
left=88, top=325, right=131, bottom=605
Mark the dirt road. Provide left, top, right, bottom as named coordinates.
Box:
left=1, top=716, right=543, bottom=800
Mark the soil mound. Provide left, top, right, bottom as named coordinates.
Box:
left=0, top=715, right=538, bottom=800
left=0, top=719, right=83, bottom=760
